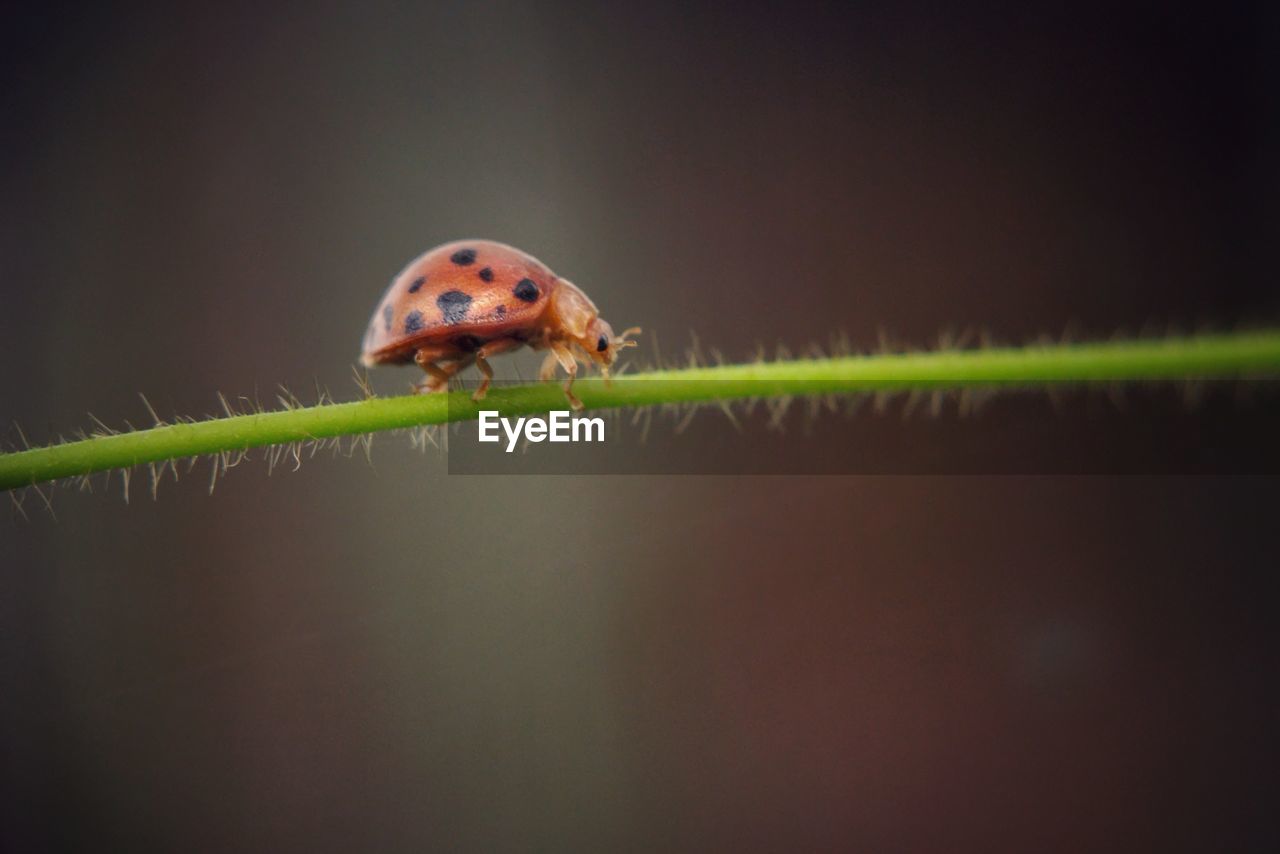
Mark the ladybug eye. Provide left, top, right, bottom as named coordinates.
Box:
left=597, top=335, right=609, bottom=352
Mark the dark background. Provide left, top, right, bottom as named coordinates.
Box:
left=3, top=2, right=1278, bottom=850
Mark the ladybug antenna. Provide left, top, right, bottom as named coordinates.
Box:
left=614, top=327, right=642, bottom=349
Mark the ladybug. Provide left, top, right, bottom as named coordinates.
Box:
left=360, top=240, right=638, bottom=409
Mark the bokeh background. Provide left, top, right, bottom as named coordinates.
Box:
left=3, top=2, right=1279, bottom=850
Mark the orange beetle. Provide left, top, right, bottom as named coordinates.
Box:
left=360, top=240, right=638, bottom=409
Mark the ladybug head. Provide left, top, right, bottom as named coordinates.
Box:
left=585, top=318, right=640, bottom=369
left=547, top=279, right=639, bottom=372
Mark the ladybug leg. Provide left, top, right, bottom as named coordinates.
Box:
left=471, top=357, right=493, bottom=401
left=414, top=362, right=456, bottom=394
left=538, top=352, right=560, bottom=382
left=550, top=341, right=583, bottom=411
left=413, top=350, right=471, bottom=394
left=471, top=338, right=523, bottom=402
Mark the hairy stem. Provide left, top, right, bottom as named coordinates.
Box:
left=3, top=330, right=1279, bottom=491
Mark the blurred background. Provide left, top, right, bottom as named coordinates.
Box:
left=3, top=2, right=1279, bottom=850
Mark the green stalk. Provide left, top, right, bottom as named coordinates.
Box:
left=3, top=330, right=1279, bottom=491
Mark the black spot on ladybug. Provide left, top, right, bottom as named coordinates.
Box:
left=478, top=266, right=494, bottom=282
left=404, top=310, right=424, bottom=334
left=597, top=335, right=609, bottom=352
left=450, top=248, right=477, bottom=266
left=492, top=305, right=506, bottom=319
left=383, top=305, right=393, bottom=332
left=514, top=278, right=539, bottom=302
left=436, top=290, right=473, bottom=324
left=408, top=276, right=426, bottom=293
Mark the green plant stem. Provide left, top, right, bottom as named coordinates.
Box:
left=3, top=330, right=1280, bottom=491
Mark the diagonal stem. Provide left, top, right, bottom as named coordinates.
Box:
left=3, top=330, right=1279, bottom=491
